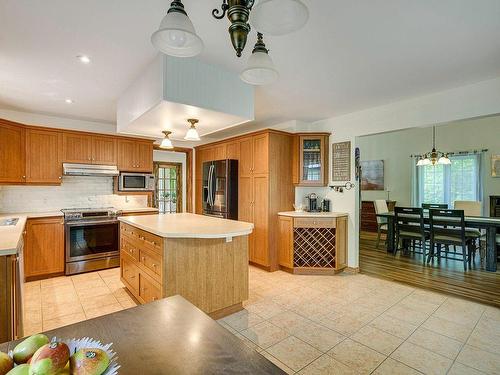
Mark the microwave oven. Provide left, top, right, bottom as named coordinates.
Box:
left=118, top=173, right=155, bottom=191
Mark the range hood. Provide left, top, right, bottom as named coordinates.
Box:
left=63, top=163, right=119, bottom=177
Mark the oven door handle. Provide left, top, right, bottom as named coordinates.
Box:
left=65, top=219, right=119, bottom=227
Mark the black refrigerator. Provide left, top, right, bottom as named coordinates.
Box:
left=202, top=159, right=238, bottom=219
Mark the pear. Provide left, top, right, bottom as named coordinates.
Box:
left=0, top=351, right=14, bottom=375
left=70, top=348, right=110, bottom=375
left=12, top=335, right=49, bottom=364
left=29, top=342, right=69, bottom=375
left=6, top=364, right=30, bottom=375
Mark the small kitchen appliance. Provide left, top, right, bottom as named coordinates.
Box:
left=118, top=172, right=155, bottom=192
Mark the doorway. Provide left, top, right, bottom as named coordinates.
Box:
left=154, top=162, right=182, bottom=214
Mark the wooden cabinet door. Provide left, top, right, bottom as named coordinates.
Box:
left=63, top=133, right=92, bottom=163
left=139, top=273, right=162, bottom=303
left=252, top=134, right=269, bottom=175
left=212, top=144, right=227, bottom=161
left=298, top=135, right=328, bottom=186
left=238, top=175, right=254, bottom=259
left=117, top=139, right=137, bottom=171
left=24, top=217, right=64, bottom=278
left=0, top=121, right=25, bottom=183
left=25, top=129, right=62, bottom=184
left=92, top=136, right=117, bottom=165
left=226, top=142, right=240, bottom=160
left=278, top=216, right=294, bottom=268
left=136, top=142, right=153, bottom=172
left=239, top=137, right=253, bottom=177
left=252, top=175, right=269, bottom=266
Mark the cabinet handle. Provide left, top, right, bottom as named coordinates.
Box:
left=22, top=176, right=26, bottom=179
left=88, top=157, right=91, bottom=161
left=58, top=176, right=62, bottom=180
left=152, top=297, right=157, bottom=301
left=130, top=275, right=136, bottom=279
left=142, top=256, right=146, bottom=261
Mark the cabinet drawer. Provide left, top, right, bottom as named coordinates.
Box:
left=120, top=223, right=163, bottom=255
left=140, top=249, right=162, bottom=280
left=121, top=256, right=139, bottom=293
left=139, top=274, right=162, bottom=303
left=293, top=217, right=336, bottom=228
left=120, top=237, right=140, bottom=262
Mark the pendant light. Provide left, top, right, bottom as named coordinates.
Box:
left=250, top=0, right=309, bottom=36
left=151, top=0, right=203, bottom=57
left=416, top=126, right=451, bottom=166
left=184, top=119, right=200, bottom=141
left=240, top=33, right=279, bottom=85
left=159, top=131, right=174, bottom=149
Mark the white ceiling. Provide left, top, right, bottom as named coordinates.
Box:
left=1, top=0, right=500, bottom=132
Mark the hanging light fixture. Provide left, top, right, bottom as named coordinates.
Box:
left=151, top=0, right=203, bottom=57
left=184, top=119, right=201, bottom=141
left=416, top=126, right=451, bottom=166
left=159, top=131, right=174, bottom=149
left=240, top=33, right=278, bottom=85
left=250, top=0, right=309, bottom=36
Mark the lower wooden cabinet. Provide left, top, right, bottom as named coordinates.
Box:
left=24, top=217, right=65, bottom=279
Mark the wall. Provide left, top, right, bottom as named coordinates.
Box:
left=153, top=150, right=187, bottom=212
left=0, top=176, right=148, bottom=213
left=292, top=76, right=500, bottom=269
left=357, top=115, right=500, bottom=214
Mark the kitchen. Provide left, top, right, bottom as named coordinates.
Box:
left=1, top=1, right=500, bottom=374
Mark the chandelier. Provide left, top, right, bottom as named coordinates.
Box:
left=151, top=0, right=309, bottom=85
left=416, top=126, right=451, bottom=166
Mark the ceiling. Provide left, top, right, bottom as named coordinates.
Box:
left=1, top=0, right=500, bottom=134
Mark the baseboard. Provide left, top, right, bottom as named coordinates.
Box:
left=344, top=267, right=360, bottom=274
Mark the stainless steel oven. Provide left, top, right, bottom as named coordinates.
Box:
left=118, top=172, right=155, bottom=192
left=62, top=208, right=120, bottom=275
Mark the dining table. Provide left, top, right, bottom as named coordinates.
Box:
left=376, top=212, right=500, bottom=272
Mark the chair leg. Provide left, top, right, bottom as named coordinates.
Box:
left=462, top=241, right=468, bottom=271
left=376, top=227, right=381, bottom=249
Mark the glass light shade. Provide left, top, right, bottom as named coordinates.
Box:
left=160, top=137, right=173, bottom=149
left=421, top=158, right=432, bottom=166
left=438, top=156, right=451, bottom=165
left=240, top=51, right=279, bottom=85
left=184, top=126, right=200, bottom=141
left=416, top=158, right=425, bottom=166
left=250, top=0, right=309, bottom=36
left=151, top=11, right=203, bottom=57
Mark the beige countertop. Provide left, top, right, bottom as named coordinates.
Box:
left=118, top=213, right=254, bottom=239
left=119, top=207, right=159, bottom=213
left=278, top=211, right=349, bottom=218
left=0, top=211, right=63, bottom=218
left=0, top=215, right=27, bottom=256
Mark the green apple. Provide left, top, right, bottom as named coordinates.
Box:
left=0, top=351, right=14, bottom=375
left=6, top=364, right=30, bottom=375
left=70, top=348, right=110, bottom=375
left=29, top=342, right=69, bottom=375
left=12, top=335, right=49, bottom=364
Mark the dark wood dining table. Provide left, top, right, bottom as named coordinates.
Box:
left=376, top=212, right=500, bottom=272
left=0, top=295, right=284, bottom=374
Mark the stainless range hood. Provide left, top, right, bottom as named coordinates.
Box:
left=63, top=163, right=119, bottom=177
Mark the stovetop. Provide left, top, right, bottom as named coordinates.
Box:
left=61, top=207, right=121, bottom=221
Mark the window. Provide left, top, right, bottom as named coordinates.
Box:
left=417, top=154, right=481, bottom=208
left=154, top=163, right=182, bottom=214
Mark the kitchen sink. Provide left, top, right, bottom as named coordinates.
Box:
left=0, top=218, right=19, bottom=226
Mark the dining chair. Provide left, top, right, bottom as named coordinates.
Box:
left=374, top=200, right=388, bottom=249
left=422, top=203, right=448, bottom=210
left=454, top=200, right=482, bottom=257
left=428, top=209, right=476, bottom=271
left=394, top=207, right=428, bottom=262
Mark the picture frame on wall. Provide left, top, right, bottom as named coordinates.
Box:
left=492, top=155, right=500, bottom=177
left=361, top=160, right=384, bottom=190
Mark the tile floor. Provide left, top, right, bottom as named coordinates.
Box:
left=23, top=266, right=500, bottom=374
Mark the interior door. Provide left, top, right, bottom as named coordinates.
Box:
left=25, top=129, right=62, bottom=184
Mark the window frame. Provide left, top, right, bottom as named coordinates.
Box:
left=153, top=162, right=182, bottom=214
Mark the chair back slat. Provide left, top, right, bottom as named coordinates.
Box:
left=429, top=209, right=466, bottom=245
left=394, top=207, right=425, bottom=239
left=422, top=203, right=448, bottom=210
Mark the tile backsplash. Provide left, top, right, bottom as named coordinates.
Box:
left=0, top=176, right=148, bottom=213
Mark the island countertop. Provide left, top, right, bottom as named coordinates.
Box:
left=118, top=213, right=254, bottom=239
left=278, top=211, right=348, bottom=218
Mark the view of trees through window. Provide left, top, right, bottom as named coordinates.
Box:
left=155, top=163, right=181, bottom=214
left=418, top=155, right=479, bottom=207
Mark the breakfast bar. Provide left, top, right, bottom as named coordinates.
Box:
left=118, top=213, right=253, bottom=319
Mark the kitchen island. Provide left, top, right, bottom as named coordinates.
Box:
left=118, top=213, right=253, bottom=319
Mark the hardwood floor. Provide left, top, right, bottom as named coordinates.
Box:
left=359, top=231, right=500, bottom=307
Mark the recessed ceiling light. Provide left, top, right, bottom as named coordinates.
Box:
left=65, top=99, right=74, bottom=104
left=77, top=55, right=91, bottom=64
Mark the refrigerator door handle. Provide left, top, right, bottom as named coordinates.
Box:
left=208, top=164, right=214, bottom=206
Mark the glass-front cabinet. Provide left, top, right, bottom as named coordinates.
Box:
left=294, top=133, right=329, bottom=186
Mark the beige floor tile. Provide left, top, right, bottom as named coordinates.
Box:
left=75, top=285, right=113, bottom=299
left=71, top=272, right=102, bottom=282
left=384, top=304, right=430, bottom=326
left=298, top=354, right=357, bottom=375
left=327, top=338, right=386, bottom=374
left=220, top=310, right=264, bottom=331
left=72, top=277, right=107, bottom=290
left=407, top=327, right=463, bottom=359
left=116, top=294, right=138, bottom=309
left=42, top=302, right=85, bottom=320
left=410, top=289, right=447, bottom=306
left=467, top=326, right=500, bottom=355
left=351, top=325, right=404, bottom=355
left=97, top=268, right=120, bottom=279
left=240, top=321, right=290, bottom=349
left=390, top=341, right=453, bottom=375
left=42, top=290, right=80, bottom=305
left=43, top=312, right=86, bottom=331
left=421, top=316, right=473, bottom=342
left=267, top=336, right=322, bottom=372
left=483, top=306, right=500, bottom=322
left=432, top=299, right=484, bottom=327
left=372, top=358, right=423, bottom=375
left=234, top=333, right=262, bottom=352
left=456, top=344, right=500, bottom=374
left=40, top=276, right=73, bottom=288
left=217, top=320, right=238, bottom=335
left=260, top=351, right=295, bottom=374
left=268, top=310, right=311, bottom=333
left=84, top=303, right=123, bottom=319
left=447, top=362, right=487, bottom=375
left=23, top=305, right=42, bottom=324
left=244, top=300, right=287, bottom=319
left=291, top=321, right=346, bottom=353
left=319, top=314, right=369, bottom=336
left=79, top=293, right=119, bottom=310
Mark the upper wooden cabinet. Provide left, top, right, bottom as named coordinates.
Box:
left=92, top=136, right=117, bottom=165
left=63, top=133, right=93, bottom=163
left=118, top=139, right=153, bottom=172
left=293, top=133, right=330, bottom=187
left=26, top=129, right=62, bottom=184
left=0, top=121, right=25, bottom=183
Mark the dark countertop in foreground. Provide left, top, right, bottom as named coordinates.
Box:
left=1, top=296, right=283, bottom=375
